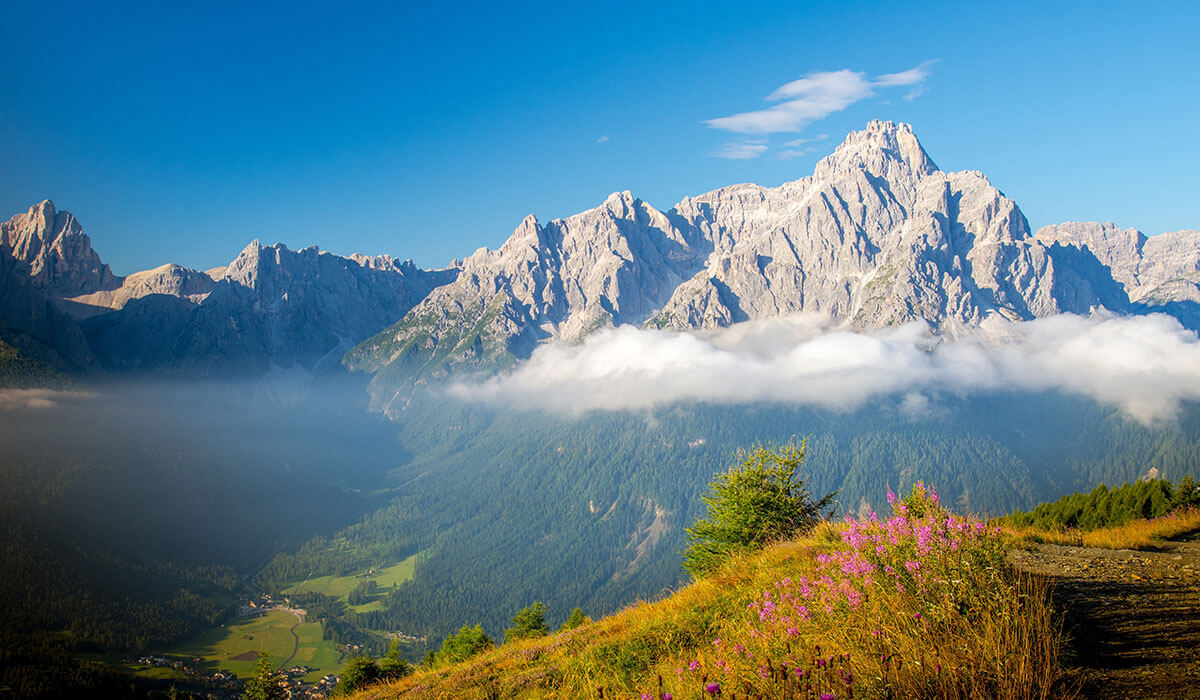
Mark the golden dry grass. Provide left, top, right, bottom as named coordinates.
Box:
left=350, top=493, right=1074, bottom=700
left=1005, top=507, right=1200, bottom=551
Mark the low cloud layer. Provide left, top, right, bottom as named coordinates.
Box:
left=0, top=388, right=96, bottom=412
left=450, top=314, right=1200, bottom=424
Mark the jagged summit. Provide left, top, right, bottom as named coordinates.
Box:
left=344, top=121, right=1157, bottom=412
left=814, top=120, right=939, bottom=184
left=0, top=199, right=117, bottom=296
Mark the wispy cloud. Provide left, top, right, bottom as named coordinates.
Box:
left=450, top=313, right=1200, bottom=425
left=711, top=141, right=769, bottom=160
left=777, top=133, right=829, bottom=159
left=596, top=135, right=610, bottom=143
left=0, top=389, right=96, bottom=412
left=705, top=61, right=936, bottom=136
left=874, top=62, right=936, bottom=87
left=777, top=148, right=815, bottom=160
left=783, top=134, right=828, bottom=147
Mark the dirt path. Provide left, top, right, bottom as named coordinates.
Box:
left=1008, top=530, right=1200, bottom=699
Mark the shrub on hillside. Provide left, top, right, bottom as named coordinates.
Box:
left=503, top=602, right=549, bottom=643
left=684, top=442, right=835, bottom=576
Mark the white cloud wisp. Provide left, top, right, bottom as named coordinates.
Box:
left=449, top=314, right=1200, bottom=424
left=705, top=62, right=935, bottom=136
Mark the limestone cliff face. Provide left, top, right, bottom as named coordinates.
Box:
left=1, top=200, right=118, bottom=297
left=0, top=236, right=98, bottom=370
left=655, top=122, right=1127, bottom=333
left=342, top=192, right=707, bottom=390
left=3, top=122, right=1196, bottom=387
left=1035, top=221, right=1200, bottom=301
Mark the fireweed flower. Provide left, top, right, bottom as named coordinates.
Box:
left=704, top=682, right=721, bottom=694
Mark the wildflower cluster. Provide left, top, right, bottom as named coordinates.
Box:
left=649, top=483, right=1032, bottom=699
left=752, top=482, right=1005, bottom=630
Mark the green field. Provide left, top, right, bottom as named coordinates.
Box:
left=164, top=608, right=344, bottom=683
left=284, top=552, right=419, bottom=612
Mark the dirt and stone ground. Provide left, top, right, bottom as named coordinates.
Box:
left=1008, top=530, right=1200, bottom=699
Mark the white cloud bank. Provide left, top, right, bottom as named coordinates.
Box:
left=706, top=62, right=935, bottom=135
left=449, top=314, right=1200, bottom=424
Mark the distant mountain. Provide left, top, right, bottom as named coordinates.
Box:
left=81, top=240, right=457, bottom=374
left=2, top=121, right=1197, bottom=386
left=0, top=201, right=458, bottom=375
left=349, top=121, right=1190, bottom=413
left=1, top=199, right=118, bottom=297
left=0, top=204, right=100, bottom=371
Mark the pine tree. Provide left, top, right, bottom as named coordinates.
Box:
left=243, top=652, right=285, bottom=700
left=504, top=602, right=549, bottom=643
left=559, top=607, right=589, bottom=631
left=684, top=442, right=835, bottom=576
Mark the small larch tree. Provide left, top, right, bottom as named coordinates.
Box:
left=683, top=442, right=835, bottom=576
left=244, top=652, right=286, bottom=700
left=504, top=602, right=549, bottom=643
left=559, top=606, right=589, bottom=631
left=432, top=624, right=492, bottom=666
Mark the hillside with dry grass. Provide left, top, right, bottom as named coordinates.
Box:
left=347, top=484, right=1071, bottom=700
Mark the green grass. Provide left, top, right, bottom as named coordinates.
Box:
left=164, top=608, right=344, bottom=683
left=285, top=552, right=419, bottom=612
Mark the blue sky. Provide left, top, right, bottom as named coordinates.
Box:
left=2, top=0, right=1197, bottom=275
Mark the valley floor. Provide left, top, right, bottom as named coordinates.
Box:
left=1009, top=531, right=1200, bottom=699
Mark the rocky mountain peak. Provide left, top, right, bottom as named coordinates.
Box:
left=813, top=120, right=939, bottom=186
left=0, top=199, right=117, bottom=296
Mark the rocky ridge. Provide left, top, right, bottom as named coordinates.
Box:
left=350, top=121, right=1182, bottom=412
left=3, top=121, right=1197, bottom=386
left=0, top=201, right=458, bottom=374
left=1035, top=221, right=1200, bottom=301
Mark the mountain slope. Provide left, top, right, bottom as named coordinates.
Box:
left=0, top=200, right=118, bottom=297
left=343, top=192, right=708, bottom=404
left=656, top=122, right=1127, bottom=331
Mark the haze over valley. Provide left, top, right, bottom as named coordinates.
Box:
left=2, top=3, right=1199, bottom=694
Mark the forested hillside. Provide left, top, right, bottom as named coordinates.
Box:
left=258, top=390, right=1200, bottom=651
left=1002, top=476, right=1200, bottom=530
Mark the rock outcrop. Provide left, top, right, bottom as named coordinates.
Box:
left=1036, top=221, right=1200, bottom=300
left=1, top=200, right=118, bottom=297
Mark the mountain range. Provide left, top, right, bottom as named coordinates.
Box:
left=3, top=121, right=1198, bottom=395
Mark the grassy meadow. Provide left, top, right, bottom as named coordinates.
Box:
left=163, top=608, right=343, bottom=683
left=285, top=553, right=419, bottom=612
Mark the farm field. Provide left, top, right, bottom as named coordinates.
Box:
left=284, top=552, right=419, bottom=612
left=165, top=608, right=344, bottom=683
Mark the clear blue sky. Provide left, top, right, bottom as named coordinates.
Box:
left=2, top=0, right=1197, bottom=275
